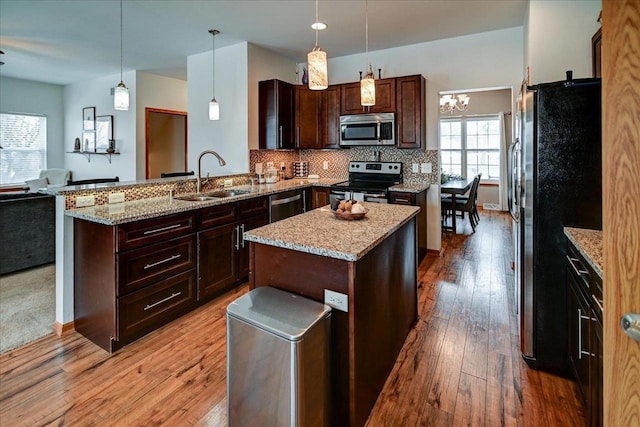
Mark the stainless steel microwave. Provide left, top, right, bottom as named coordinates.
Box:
left=339, top=112, right=395, bottom=146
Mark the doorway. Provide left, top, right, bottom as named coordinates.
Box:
left=145, top=108, right=188, bottom=179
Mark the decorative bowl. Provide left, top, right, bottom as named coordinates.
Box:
left=331, top=207, right=369, bottom=220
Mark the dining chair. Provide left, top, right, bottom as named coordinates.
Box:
left=455, top=173, right=482, bottom=224
left=441, top=174, right=481, bottom=232
left=67, top=177, right=119, bottom=186
left=160, top=171, right=195, bottom=178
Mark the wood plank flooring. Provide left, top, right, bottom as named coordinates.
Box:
left=0, top=211, right=586, bottom=426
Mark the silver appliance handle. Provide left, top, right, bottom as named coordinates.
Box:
left=377, top=122, right=381, bottom=142
left=270, top=194, right=301, bottom=206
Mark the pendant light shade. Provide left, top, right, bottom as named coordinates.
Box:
left=307, top=0, right=328, bottom=90
left=308, top=47, right=328, bottom=90
left=114, top=0, right=129, bottom=111
left=361, top=0, right=375, bottom=106
left=209, top=29, right=220, bottom=121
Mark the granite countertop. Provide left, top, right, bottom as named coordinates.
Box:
left=564, top=227, right=603, bottom=279
left=244, top=202, right=420, bottom=261
left=388, top=183, right=431, bottom=193
left=64, top=179, right=344, bottom=225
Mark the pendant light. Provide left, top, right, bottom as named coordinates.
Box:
left=208, top=29, right=220, bottom=121
left=361, top=0, right=375, bottom=106
left=113, top=0, right=129, bottom=111
left=307, top=0, right=328, bottom=90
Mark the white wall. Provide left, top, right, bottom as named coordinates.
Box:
left=187, top=42, right=251, bottom=177
left=247, top=43, right=297, bottom=150
left=526, top=0, right=602, bottom=84
left=63, top=70, right=137, bottom=181
left=136, top=72, right=188, bottom=179
left=0, top=76, right=65, bottom=170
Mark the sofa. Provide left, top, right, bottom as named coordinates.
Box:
left=0, top=192, right=55, bottom=275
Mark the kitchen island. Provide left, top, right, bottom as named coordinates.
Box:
left=244, top=202, right=420, bottom=427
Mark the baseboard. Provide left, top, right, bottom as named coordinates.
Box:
left=54, top=321, right=75, bottom=337
left=427, top=248, right=444, bottom=257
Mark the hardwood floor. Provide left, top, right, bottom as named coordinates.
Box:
left=0, top=211, right=586, bottom=426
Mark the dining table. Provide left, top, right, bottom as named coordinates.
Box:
left=441, top=176, right=475, bottom=232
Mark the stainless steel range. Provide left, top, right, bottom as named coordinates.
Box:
left=329, top=161, right=403, bottom=204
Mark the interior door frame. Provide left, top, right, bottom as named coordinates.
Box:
left=145, top=107, right=188, bottom=179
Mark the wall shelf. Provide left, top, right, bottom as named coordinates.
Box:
left=67, top=151, right=120, bottom=164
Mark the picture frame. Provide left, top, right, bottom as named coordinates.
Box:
left=82, top=132, right=95, bottom=152
left=83, top=107, right=96, bottom=131
left=95, top=115, right=114, bottom=152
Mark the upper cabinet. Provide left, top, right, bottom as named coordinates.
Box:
left=396, top=75, right=426, bottom=149
left=340, top=78, right=396, bottom=115
left=295, top=85, right=341, bottom=149
left=259, top=80, right=295, bottom=149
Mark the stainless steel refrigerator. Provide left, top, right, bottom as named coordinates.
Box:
left=518, top=74, right=602, bottom=375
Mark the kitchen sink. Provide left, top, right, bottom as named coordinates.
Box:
left=176, top=189, right=251, bottom=202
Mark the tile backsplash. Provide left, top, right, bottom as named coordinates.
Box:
left=250, top=147, right=439, bottom=185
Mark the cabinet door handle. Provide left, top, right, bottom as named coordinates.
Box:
left=279, top=126, right=283, bottom=148
left=235, top=225, right=240, bottom=251
left=296, top=127, right=300, bottom=147
left=578, top=308, right=592, bottom=359
left=567, top=255, right=589, bottom=276
left=144, top=254, right=181, bottom=270
left=592, top=294, right=604, bottom=313
left=240, top=223, right=246, bottom=248
left=143, top=224, right=181, bottom=235
left=143, top=292, right=181, bottom=311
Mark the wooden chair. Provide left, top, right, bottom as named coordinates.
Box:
left=160, top=171, right=195, bottom=178
left=67, top=177, right=119, bottom=186
left=441, top=174, right=481, bottom=232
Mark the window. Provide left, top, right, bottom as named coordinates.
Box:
left=440, top=115, right=501, bottom=181
left=0, top=113, right=47, bottom=186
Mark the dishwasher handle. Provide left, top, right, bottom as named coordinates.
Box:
left=270, top=194, right=301, bottom=206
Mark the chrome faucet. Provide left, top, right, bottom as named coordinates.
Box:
left=197, top=150, right=227, bottom=193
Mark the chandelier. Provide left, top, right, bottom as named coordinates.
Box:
left=440, top=94, right=470, bottom=113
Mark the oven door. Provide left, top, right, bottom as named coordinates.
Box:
left=329, top=189, right=388, bottom=205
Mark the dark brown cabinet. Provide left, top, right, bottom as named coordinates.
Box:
left=197, top=197, right=269, bottom=299
left=340, top=78, right=396, bottom=115
left=75, top=212, right=198, bottom=352
left=395, top=75, right=426, bottom=149
left=259, top=79, right=295, bottom=149
left=389, top=190, right=427, bottom=258
left=311, top=187, right=330, bottom=209
left=295, top=85, right=341, bottom=149
left=566, top=239, right=603, bottom=427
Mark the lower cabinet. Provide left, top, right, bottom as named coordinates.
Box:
left=74, top=197, right=268, bottom=353
left=389, top=190, right=427, bottom=259
left=312, top=187, right=330, bottom=209
left=566, top=240, right=603, bottom=427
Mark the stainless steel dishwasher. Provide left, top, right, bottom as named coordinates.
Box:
left=269, top=188, right=305, bottom=223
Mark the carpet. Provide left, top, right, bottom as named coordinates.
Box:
left=0, top=263, right=55, bottom=354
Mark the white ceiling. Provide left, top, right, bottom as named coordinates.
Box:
left=0, top=0, right=527, bottom=86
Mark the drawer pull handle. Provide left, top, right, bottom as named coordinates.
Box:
left=143, top=224, right=181, bottom=235
left=144, top=292, right=182, bottom=311
left=567, top=256, right=589, bottom=276
left=395, top=198, right=410, bottom=203
left=592, top=294, right=604, bottom=313
left=144, top=254, right=181, bottom=270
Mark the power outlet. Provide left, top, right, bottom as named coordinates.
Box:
left=324, top=289, right=348, bottom=312
left=267, top=161, right=274, bottom=168
left=108, top=192, right=125, bottom=204
left=223, top=179, right=233, bottom=187
left=76, top=195, right=95, bottom=208
left=323, top=161, right=329, bottom=170
left=255, top=163, right=263, bottom=174
left=421, top=162, right=432, bottom=174
left=412, top=163, right=419, bottom=173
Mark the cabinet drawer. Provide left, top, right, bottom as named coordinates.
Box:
left=239, top=196, right=269, bottom=218
left=118, top=234, right=196, bottom=295
left=389, top=192, right=416, bottom=205
left=118, top=269, right=196, bottom=341
left=117, top=212, right=196, bottom=251
left=199, top=203, right=238, bottom=229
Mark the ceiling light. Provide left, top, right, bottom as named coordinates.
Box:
left=307, top=0, right=328, bottom=90
left=113, top=0, right=129, bottom=111
left=439, top=94, right=470, bottom=113
left=209, top=29, right=220, bottom=121
left=311, top=22, right=327, bottom=31
left=361, top=0, right=375, bottom=106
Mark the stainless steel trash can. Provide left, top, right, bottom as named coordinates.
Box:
left=227, top=286, right=331, bottom=427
